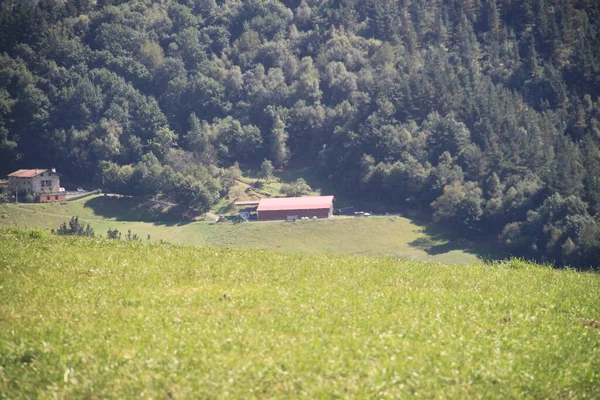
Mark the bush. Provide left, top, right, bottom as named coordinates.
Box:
left=106, top=228, right=121, bottom=239
left=23, top=193, right=34, bottom=203
left=280, top=178, right=312, bottom=197
left=125, top=229, right=140, bottom=242
left=53, top=216, right=95, bottom=237
left=27, top=229, right=46, bottom=239
left=261, top=159, right=274, bottom=181
left=106, top=228, right=142, bottom=241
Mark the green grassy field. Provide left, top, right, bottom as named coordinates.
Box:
left=0, top=229, right=599, bottom=398
left=0, top=195, right=485, bottom=264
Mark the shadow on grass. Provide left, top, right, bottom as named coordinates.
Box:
left=410, top=237, right=462, bottom=255
left=83, top=196, right=190, bottom=226
left=215, top=201, right=236, bottom=215
left=409, top=220, right=507, bottom=262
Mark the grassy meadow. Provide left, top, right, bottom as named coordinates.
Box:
left=0, top=229, right=599, bottom=398
left=0, top=195, right=484, bottom=264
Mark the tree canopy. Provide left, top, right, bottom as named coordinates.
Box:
left=2, top=0, right=600, bottom=268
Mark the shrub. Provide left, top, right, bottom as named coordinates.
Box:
left=106, top=228, right=121, bottom=239
left=54, top=216, right=95, bottom=237
left=106, top=228, right=141, bottom=241
left=125, top=230, right=140, bottom=242
left=27, top=229, right=46, bottom=239
left=261, top=159, right=274, bottom=181
left=280, top=178, right=312, bottom=197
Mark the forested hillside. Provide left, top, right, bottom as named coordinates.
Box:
left=1, top=0, right=600, bottom=267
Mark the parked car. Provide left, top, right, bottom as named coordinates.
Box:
left=76, top=187, right=85, bottom=192
left=59, top=187, right=66, bottom=192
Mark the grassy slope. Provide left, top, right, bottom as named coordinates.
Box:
left=0, top=196, right=482, bottom=264
left=0, top=230, right=599, bottom=398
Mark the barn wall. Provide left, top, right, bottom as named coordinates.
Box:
left=258, top=207, right=331, bottom=221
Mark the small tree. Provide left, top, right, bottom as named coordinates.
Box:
left=55, top=216, right=95, bottom=237
left=431, top=181, right=483, bottom=232
left=270, top=116, right=290, bottom=168
left=106, top=228, right=121, bottom=239
left=261, top=159, right=274, bottom=181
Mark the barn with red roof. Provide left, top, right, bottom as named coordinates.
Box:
left=235, top=196, right=335, bottom=221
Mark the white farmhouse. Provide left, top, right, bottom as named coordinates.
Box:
left=7, top=169, right=65, bottom=202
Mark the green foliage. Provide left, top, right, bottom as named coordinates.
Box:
left=106, top=228, right=121, bottom=239
left=2, top=0, right=600, bottom=267
left=54, top=216, right=95, bottom=237
left=148, top=126, right=178, bottom=161
left=99, top=155, right=222, bottom=212
left=432, top=181, right=484, bottom=232
left=260, top=158, right=274, bottom=181
left=26, top=228, right=45, bottom=239
left=125, top=229, right=140, bottom=242
left=269, top=114, right=290, bottom=168
left=23, top=194, right=34, bottom=203
left=171, top=174, right=218, bottom=211
left=501, top=193, right=600, bottom=267
left=280, top=178, right=311, bottom=197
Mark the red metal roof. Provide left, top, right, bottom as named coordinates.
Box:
left=8, top=169, right=48, bottom=178
left=257, top=196, right=334, bottom=211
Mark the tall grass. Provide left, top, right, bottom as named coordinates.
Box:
left=0, top=228, right=599, bottom=398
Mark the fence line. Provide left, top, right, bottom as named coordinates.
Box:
left=65, top=189, right=102, bottom=202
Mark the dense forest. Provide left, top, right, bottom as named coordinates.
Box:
left=1, top=0, right=600, bottom=268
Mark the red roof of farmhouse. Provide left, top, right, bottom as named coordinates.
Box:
left=257, top=196, right=334, bottom=212
left=7, top=169, right=49, bottom=178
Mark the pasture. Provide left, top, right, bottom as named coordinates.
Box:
left=0, top=195, right=484, bottom=264
left=0, top=229, right=598, bottom=398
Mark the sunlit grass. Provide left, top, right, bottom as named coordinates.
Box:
left=0, top=229, right=599, bottom=398
left=1, top=196, right=482, bottom=264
